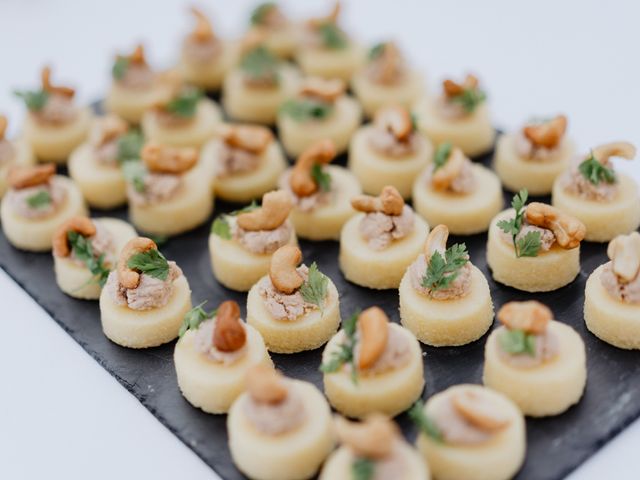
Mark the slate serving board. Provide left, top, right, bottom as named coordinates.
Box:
left=1, top=130, right=639, bottom=480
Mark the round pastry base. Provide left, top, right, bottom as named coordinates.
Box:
left=250, top=26, right=297, bottom=59
left=104, top=81, right=174, bottom=124
left=351, top=70, right=425, bottom=118
left=178, top=42, right=238, bottom=91
left=295, top=43, right=365, bottom=82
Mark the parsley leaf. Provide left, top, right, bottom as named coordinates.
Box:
left=250, top=2, right=276, bottom=25
left=299, top=262, right=328, bottom=312
left=409, top=401, right=443, bottom=442
left=320, top=310, right=360, bottom=383
left=67, top=230, right=111, bottom=287
left=578, top=152, right=616, bottom=185
left=499, top=329, right=537, bottom=356
left=318, top=23, right=347, bottom=49
left=351, top=457, right=375, bottom=480
left=14, top=89, right=49, bottom=112
left=112, top=57, right=130, bottom=80
left=450, top=88, right=486, bottom=113
left=117, top=129, right=144, bottom=163
left=311, top=164, right=332, bottom=192
left=497, top=189, right=540, bottom=258
left=126, top=248, right=170, bottom=280
left=240, top=46, right=280, bottom=84
left=179, top=301, right=216, bottom=337
left=122, top=161, right=147, bottom=193
left=421, top=243, right=469, bottom=292
left=26, top=190, right=52, bottom=209
left=280, top=98, right=334, bottom=122
left=433, top=142, right=452, bottom=171
left=165, top=88, right=203, bottom=118
left=516, top=230, right=542, bottom=258
left=210, top=201, right=259, bottom=240
left=368, top=42, right=385, bottom=60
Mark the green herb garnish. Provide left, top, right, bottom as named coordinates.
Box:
left=240, top=46, right=280, bottom=85
left=499, top=329, right=537, bottom=356
left=299, top=262, right=328, bottom=313
left=351, top=457, right=375, bottom=480
left=126, top=248, right=170, bottom=280
left=179, top=301, right=217, bottom=337
left=409, top=400, right=443, bottom=442
left=116, top=129, right=144, bottom=163
left=433, top=142, right=452, bottom=171
left=497, top=189, right=541, bottom=258
left=368, top=42, right=385, bottom=60
left=112, top=57, right=130, bottom=80
left=450, top=87, right=486, bottom=113
left=280, top=98, right=334, bottom=122
left=311, top=164, right=332, bottom=192
left=578, top=151, right=616, bottom=185
left=67, top=230, right=111, bottom=287
left=210, top=201, right=260, bottom=240
left=26, top=190, right=52, bottom=209
left=122, top=161, right=147, bottom=193
left=14, top=89, right=49, bottom=112
left=318, top=22, right=347, bottom=49
left=250, top=2, right=276, bottom=25
left=421, top=243, right=469, bottom=292
left=320, top=310, right=359, bottom=383
left=165, top=88, right=203, bottom=118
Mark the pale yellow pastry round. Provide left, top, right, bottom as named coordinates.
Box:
left=129, top=167, right=213, bottom=236
left=412, top=164, right=503, bottom=235
left=399, top=265, right=494, bottom=346
left=100, top=275, right=192, bottom=348
left=486, top=209, right=581, bottom=292
left=258, top=26, right=298, bottom=59
left=584, top=264, right=640, bottom=349
left=278, top=96, right=362, bottom=158
left=0, top=138, right=35, bottom=197
left=178, top=42, right=238, bottom=91
left=104, top=80, right=174, bottom=124
left=141, top=99, right=222, bottom=148
left=415, top=384, right=526, bottom=480
left=320, top=440, right=430, bottom=480
left=222, top=64, right=301, bottom=125
left=202, top=137, right=287, bottom=203
left=339, top=213, right=429, bottom=289
left=208, top=224, right=298, bottom=292
left=228, top=380, right=335, bottom=480
left=348, top=125, right=433, bottom=198
left=322, top=323, right=424, bottom=419
left=53, top=218, right=137, bottom=300
left=552, top=173, right=640, bottom=242
left=493, top=133, right=575, bottom=195
left=295, top=43, right=366, bottom=82
left=483, top=321, right=586, bottom=417
left=174, top=323, right=272, bottom=414
left=0, top=176, right=87, bottom=251
left=415, top=98, right=495, bottom=157
left=351, top=70, right=425, bottom=118
left=246, top=276, right=341, bottom=353
left=23, top=108, right=92, bottom=164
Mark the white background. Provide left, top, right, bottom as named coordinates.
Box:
left=1, top=1, right=639, bottom=479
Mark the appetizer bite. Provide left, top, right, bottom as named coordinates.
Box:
left=412, top=142, right=502, bottom=235
left=340, top=186, right=429, bottom=289
left=125, top=143, right=213, bottom=236
left=552, top=141, right=640, bottom=242
left=68, top=114, right=143, bottom=209
left=320, top=414, right=430, bottom=480
left=295, top=1, right=365, bottom=81
left=0, top=115, right=34, bottom=197
left=247, top=2, right=297, bottom=58
left=348, top=105, right=433, bottom=198
left=100, top=237, right=192, bottom=348
left=414, top=74, right=494, bottom=157
left=174, top=300, right=272, bottom=414
left=321, top=307, right=424, bottom=419
left=105, top=45, right=174, bottom=124
left=178, top=7, right=237, bottom=91
left=228, top=365, right=335, bottom=480
left=202, top=123, right=286, bottom=203
left=351, top=42, right=425, bottom=118
left=52, top=216, right=137, bottom=300
left=278, top=139, right=361, bottom=240
left=584, top=232, right=640, bottom=349
left=483, top=301, right=587, bottom=416
left=411, top=385, right=526, bottom=480
left=0, top=164, right=87, bottom=251
left=209, top=190, right=297, bottom=291
left=399, top=225, right=493, bottom=346
left=487, top=190, right=586, bottom=292
left=277, top=76, right=362, bottom=158
left=494, top=115, right=575, bottom=195
left=16, top=66, right=91, bottom=164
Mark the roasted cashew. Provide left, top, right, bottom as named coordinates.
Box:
left=213, top=300, right=246, bottom=352
left=269, top=245, right=304, bottom=294
left=334, top=414, right=398, bottom=459
left=607, top=232, right=640, bottom=282
left=0, top=115, right=7, bottom=140
left=91, top=114, right=129, bottom=147
left=190, top=6, right=214, bottom=42
left=290, top=139, right=336, bottom=196
left=443, top=74, right=478, bottom=97
left=592, top=141, right=636, bottom=165
left=52, top=216, right=96, bottom=258
left=523, top=115, right=567, bottom=149
left=373, top=43, right=403, bottom=86
left=221, top=124, right=273, bottom=154
left=351, top=185, right=404, bottom=216
left=374, top=105, right=413, bottom=141
left=117, top=237, right=157, bottom=289
left=357, top=306, right=389, bottom=371
left=41, top=66, right=75, bottom=99
left=7, top=164, right=55, bottom=190
left=451, top=390, right=510, bottom=432
left=424, top=224, right=449, bottom=260
left=497, top=300, right=552, bottom=334
left=237, top=190, right=293, bottom=231
left=141, top=143, right=198, bottom=174
left=307, top=0, right=341, bottom=28
left=130, top=44, right=147, bottom=65
left=300, top=77, right=346, bottom=103
left=246, top=365, right=288, bottom=404
left=525, top=202, right=585, bottom=249
left=431, top=147, right=466, bottom=191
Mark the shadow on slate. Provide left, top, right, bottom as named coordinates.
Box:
left=1, top=115, right=639, bottom=480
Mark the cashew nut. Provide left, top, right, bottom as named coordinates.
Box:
left=372, top=43, right=404, bottom=86
left=246, top=365, right=288, bottom=404
left=357, top=307, right=389, bottom=371
left=52, top=216, right=97, bottom=258
left=523, top=115, right=567, bottom=149
left=0, top=115, right=7, bottom=140
left=334, top=414, right=398, bottom=459
left=592, top=141, right=636, bottom=165
left=374, top=105, right=413, bottom=141
left=190, top=6, right=214, bottom=42
left=497, top=300, right=552, bottom=334
left=424, top=224, right=449, bottom=260
left=300, top=77, right=346, bottom=103
left=221, top=124, right=273, bottom=154
left=7, top=164, right=55, bottom=190
left=41, top=66, right=75, bottom=99
left=213, top=300, right=246, bottom=352
left=117, top=237, right=157, bottom=289
left=290, top=139, right=336, bottom=196
left=607, top=232, right=640, bottom=282
left=451, top=390, right=510, bottom=432
left=129, top=44, right=147, bottom=65
left=431, top=147, right=467, bottom=191
left=307, top=1, right=341, bottom=28
left=351, top=186, right=404, bottom=216
left=91, top=114, right=129, bottom=147
left=141, top=143, right=198, bottom=174
left=269, top=245, right=304, bottom=294
left=237, top=190, right=293, bottom=231
left=443, top=74, right=479, bottom=97
left=525, top=202, right=586, bottom=249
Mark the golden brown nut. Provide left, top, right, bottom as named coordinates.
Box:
left=7, top=164, right=55, bottom=190
left=246, top=365, right=288, bottom=404
left=300, top=77, right=346, bottom=103
left=351, top=186, right=404, bottom=216
left=443, top=74, right=478, bottom=97
left=334, top=414, right=398, bottom=459
left=91, top=114, right=129, bottom=147
left=424, top=224, right=449, bottom=260
left=130, top=44, right=147, bottom=65
left=41, top=66, right=75, bottom=99
left=213, top=300, right=246, bottom=352
left=371, top=43, right=404, bottom=86
left=141, top=143, right=198, bottom=174
left=525, top=202, right=586, bottom=249
left=607, top=232, right=640, bottom=282
left=431, top=147, right=466, bottom=191
left=190, top=6, right=214, bottom=42
left=269, top=245, right=304, bottom=294
left=0, top=115, right=7, bottom=140
left=221, top=124, right=273, bottom=154
left=523, top=115, right=567, bottom=149
left=592, top=141, right=636, bottom=165
left=374, top=105, right=412, bottom=141
left=307, top=0, right=341, bottom=28
left=452, top=390, right=511, bottom=432
left=117, top=237, right=157, bottom=289
left=357, top=307, right=389, bottom=370
left=237, top=190, right=293, bottom=231
left=52, top=216, right=97, bottom=258
left=497, top=300, right=552, bottom=334
left=290, top=139, right=336, bottom=196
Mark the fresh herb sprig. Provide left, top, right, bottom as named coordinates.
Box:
left=299, top=262, right=328, bottom=313
left=211, top=201, right=260, bottom=240
left=351, top=457, right=375, bottom=480
left=497, top=189, right=541, bottom=258
left=26, top=190, right=52, bottom=209
left=240, top=46, right=280, bottom=84
left=499, top=329, right=537, bottom=356
left=318, top=23, right=347, bottom=49
left=409, top=401, right=443, bottom=442
left=67, top=231, right=111, bottom=287
left=250, top=2, right=276, bottom=25
left=280, top=98, right=334, bottom=122
left=320, top=310, right=359, bottom=383
left=311, top=164, right=332, bottom=192
left=112, top=57, right=130, bottom=80
left=117, top=130, right=144, bottom=163
left=450, top=87, right=486, bottom=113
left=179, top=301, right=217, bottom=337
left=433, top=142, right=452, bottom=171
left=578, top=151, right=616, bottom=185
left=126, top=248, right=170, bottom=280
left=122, top=161, right=147, bottom=193
left=165, top=88, right=203, bottom=118
left=14, top=89, right=49, bottom=112
left=422, top=243, right=469, bottom=292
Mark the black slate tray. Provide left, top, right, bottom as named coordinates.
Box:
left=1, top=138, right=639, bottom=480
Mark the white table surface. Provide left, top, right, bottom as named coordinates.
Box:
left=1, top=1, right=639, bottom=479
